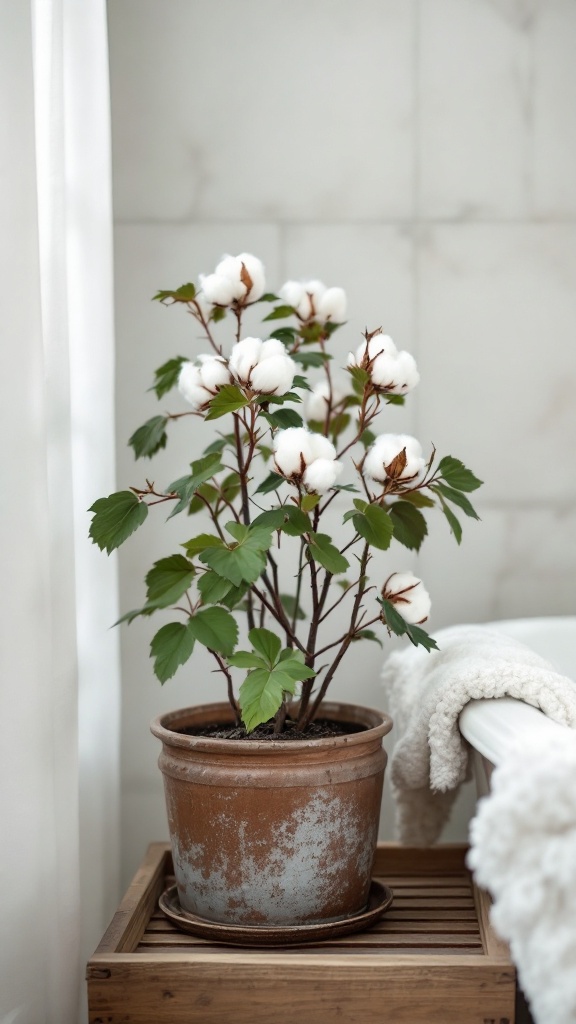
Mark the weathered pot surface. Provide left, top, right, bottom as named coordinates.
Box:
left=151, top=701, right=392, bottom=928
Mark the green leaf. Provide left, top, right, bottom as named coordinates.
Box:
left=197, top=571, right=233, bottom=604
left=228, top=651, right=266, bottom=669
left=219, top=472, right=241, bottom=504
left=89, top=491, right=149, bottom=553
left=332, top=483, right=360, bottom=493
left=262, top=408, right=304, bottom=430
left=436, top=495, right=463, bottom=544
left=250, top=505, right=310, bottom=536
left=255, top=471, right=285, bottom=494
left=189, top=607, right=238, bottom=656
left=275, top=653, right=315, bottom=682
left=219, top=581, right=249, bottom=610
left=299, top=322, right=324, bottom=344
left=279, top=593, right=307, bottom=621
left=403, top=491, right=436, bottom=509
left=348, top=365, right=371, bottom=394
left=153, top=282, right=196, bottom=303
left=258, top=390, right=302, bottom=406
left=239, top=667, right=296, bottom=731
left=150, top=620, right=196, bottom=683
left=250, top=508, right=288, bottom=531
left=182, top=533, right=223, bottom=559
left=205, top=384, right=249, bottom=420
left=203, top=435, right=234, bottom=456
left=209, top=305, right=227, bottom=323
left=262, top=304, right=296, bottom=321
left=352, top=629, right=383, bottom=648
left=167, top=452, right=223, bottom=517
left=248, top=627, right=282, bottom=666
left=200, top=525, right=272, bottom=587
left=389, top=502, right=428, bottom=552
left=282, top=506, right=311, bottom=536
left=114, top=605, right=155, bottom=626
left=352, top=504, right=394, bottom=551
left=150, top=356, right=187, bottom=399
left=438, top=456, right=483, bottom=492
left=301, top=493, right=321, bottom=512
left=290, top=351, right=332, bottom=368
left=291, top=374, right=311, bottom=392
left=268, top=327, right=298, bottom=344
left=359, top=429, right=376, bottom=449
left=188, top=482, right=218, bottom=515
left=384, top=393, right=405, bottom=406
left=145, top=555, right=195, bottom=608
left=379, top=600, right=438, bottom=653
left=434, top=483, right=481, bottom=520
left=308, top=533, right=349, bottom=574
left=330, top=413, right=351, bottom=438
left=258, top=292, right=281, bottom=303
left=128, top=416, right=168, bottom=460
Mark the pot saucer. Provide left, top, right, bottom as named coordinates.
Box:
left=159, top=881, right=394, bottom=946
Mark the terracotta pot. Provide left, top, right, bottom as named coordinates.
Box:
left=151, top=701, right=392, bottom=928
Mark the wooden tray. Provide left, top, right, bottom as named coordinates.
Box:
left=87, top=842, right=516, bottom=1024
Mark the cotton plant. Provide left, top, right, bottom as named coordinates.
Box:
left=89, top=253, right=482, bottom=734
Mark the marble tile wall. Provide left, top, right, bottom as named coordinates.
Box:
left=108, top=0, right=576, bottom=884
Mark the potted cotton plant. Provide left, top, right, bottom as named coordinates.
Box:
left=89, top=252, right=482, bottom=942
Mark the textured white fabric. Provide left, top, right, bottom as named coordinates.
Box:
left=0, top=3, right=119, bottom=1023
left=382, top=625, right=576, bottom=845
left=468, top=731, right=576, bottom=1024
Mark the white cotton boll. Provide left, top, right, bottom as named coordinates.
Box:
left=308, top=432, right=337, bottom=462
left=279, top=280, right=305, bottom=309
left=353, top=333, right=398, bottom=367
left=296, top=280, right=326, bottom=321
left=303, top=458, right=344, bottom=494
left=306, top=378, right=353, bottom=423
left=198, top=355, right=232, bottom=391
left=317, top=286, right=347, bottom=322
left=392, top=350, right=420, bottom=393
left=273, top=427, right=314, bottom=477
left=364, top=433, right=426, bottom=483
left=199, top=272, right=236, bottom=306
left=215, top=253, right=266, bottom=302
left=259, top=338, right=289, bottom=360
left=306, top=381, right=332, bottom=421
left=370, top=350, right=400, bottom=388
left=251, top=354, right=296, bottom=395
left=383, top=572, right=431, bottom=624
left=229, top=337, right=263, bottom=382
left=178, top=362, right=212, bottom=409
left=237, top=252, right=266, bottom=302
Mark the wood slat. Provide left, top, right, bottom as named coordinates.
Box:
left=88, top=843, right=515, bottom=1024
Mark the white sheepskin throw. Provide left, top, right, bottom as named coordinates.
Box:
left=468, top=731, right=576, bottom=1024
left=382, top=625, right=576, bottom=845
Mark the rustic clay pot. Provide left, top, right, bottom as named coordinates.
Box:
left=151, top=701, right=392, bottom=928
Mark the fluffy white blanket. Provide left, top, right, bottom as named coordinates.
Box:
left=381, top=625, right=576, bottom=845
left=468, top=731, right=576, bottom=1024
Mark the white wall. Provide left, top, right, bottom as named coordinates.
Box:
left=107, top=0, right=576, bottom=885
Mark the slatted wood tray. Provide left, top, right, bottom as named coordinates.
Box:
left=87, top=842, right=516, bottom=1023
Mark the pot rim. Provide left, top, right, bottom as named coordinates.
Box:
left=151, top=700, right=392, bottom=753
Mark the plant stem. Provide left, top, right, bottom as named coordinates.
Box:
left=298, top=543, right=370, bottom=730
left=210, top=649, right=240, bottom=723
left=233, top=410, right=255, bottom=630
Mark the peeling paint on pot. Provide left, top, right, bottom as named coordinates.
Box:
left=151, top=701, right=392, bottom=927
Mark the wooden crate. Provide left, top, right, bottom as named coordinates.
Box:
left=87, top=843, right=516, bottom=1024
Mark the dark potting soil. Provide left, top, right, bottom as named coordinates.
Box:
left=178, top=718, right=366, bottom=741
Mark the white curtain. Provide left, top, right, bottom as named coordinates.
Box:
left=0, top=3, right=120, bottom=1023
